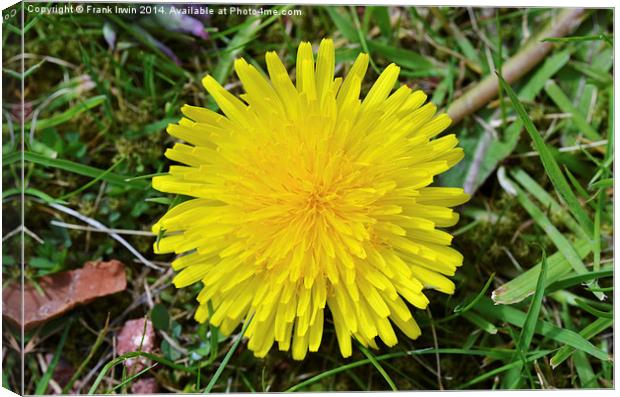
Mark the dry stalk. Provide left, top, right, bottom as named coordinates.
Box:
left=446, top=8, right=587, bottom=125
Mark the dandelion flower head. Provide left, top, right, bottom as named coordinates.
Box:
left=152, top=39, right=469, bottom=360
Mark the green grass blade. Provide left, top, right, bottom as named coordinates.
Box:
left=572, top=348, right=598, bottom=388
left=145, top=197, right=175, bottom=205
left=106, top=15, right=187, bottom=78
left=449, top=21, right=484, bottom=74
left=35, top=319, right=72, bottom=395
left=207, top=301, right=219, bottom=365
left=550, top=317, right=613, bottom=368
left=285, top=348, right=520, bottom=392
left=474, top=297, right=610, bottom=362
left=492, top=239, right=592, bottom=304
left=87, top=347, right=226, bottom=394
left=440, top=273, right=495, bottom=323
left=573, top=298, right=613, bottom=318
left=589, top=178, right=613, bottom=190
left=557, top=303, right=598, bottom=388
left=606, top=85, right=613, bottom=152
left=588, top=153, right=614, bottom=186
left=62, top=316, right=109, bottom=393
left=57, top=158, right=124, bottom=200
left=110, top=363, right=158, bottom=392
left=366, top=40, right=435, bottom=72
left=513, top=183, right=603, bottom=300
left=544, top=80, right=602, bottom=141
left=125, top=172, right=168, bottom=182
left=521, top=253, right=550, bottom=332
left=462, top=311, right=498, bottom=334
left=325, top=7, right=358, bottom=42
left=513, top=185, right=588, bottom=274
left=545, top=266, right=613, bottom=294
left=457, top=350, right=551, bottom=390
left=511, top=167, right=589, bottom=239
left=88, top=352, right=191, bottom=394
left=3, top=187, right=65, bottom=204
left=2, top=59, right=44, bottom=79
left=15, top=95, right=107, bottom=132
left=497, top=73, right=594, bottom=235
left=570, top=60, right=613, bottom=85
left=212, top=18, right=263, bottom=84
left=3, top=151, right=148, bottom=190
left=563, top=165, right=591, bottom=199
left=504, top=248, right=548, bottom=388
left=348, top=6, right=379, bottom=74
left=370, top=6, right=392, bottom=39
left=518, top=50, right=572, bottom=102
left=542, top=34, right=612, bottom=45
left=203, top=316, right=253, bottom=393
left=444, top=49, right=571, bottom=193
left=592, top=190, right=604, bottom=272
left=358, top=344, right=398, bottom=390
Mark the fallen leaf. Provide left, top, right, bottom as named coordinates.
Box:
left=2, top=260, right=127, bottom=330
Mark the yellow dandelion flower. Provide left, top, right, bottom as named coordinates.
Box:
left=152, top=39, right=469, bottom=360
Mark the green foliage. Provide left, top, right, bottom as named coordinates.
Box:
left=151, top=303, right=170, bottom=331
left=1, top=5, right=613, bottom=394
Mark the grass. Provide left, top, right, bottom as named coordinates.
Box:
left=503, top=246, right=547, bottom=388
left=1, top=4, right=614, bottom=393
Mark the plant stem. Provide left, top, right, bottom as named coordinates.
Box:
left=447, top=8, right=586, bottom=125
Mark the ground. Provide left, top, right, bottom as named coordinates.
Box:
left=1, top=4, right=614, bottom=393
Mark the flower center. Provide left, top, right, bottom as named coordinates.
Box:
left=305, top=186, right=334, bottom=213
